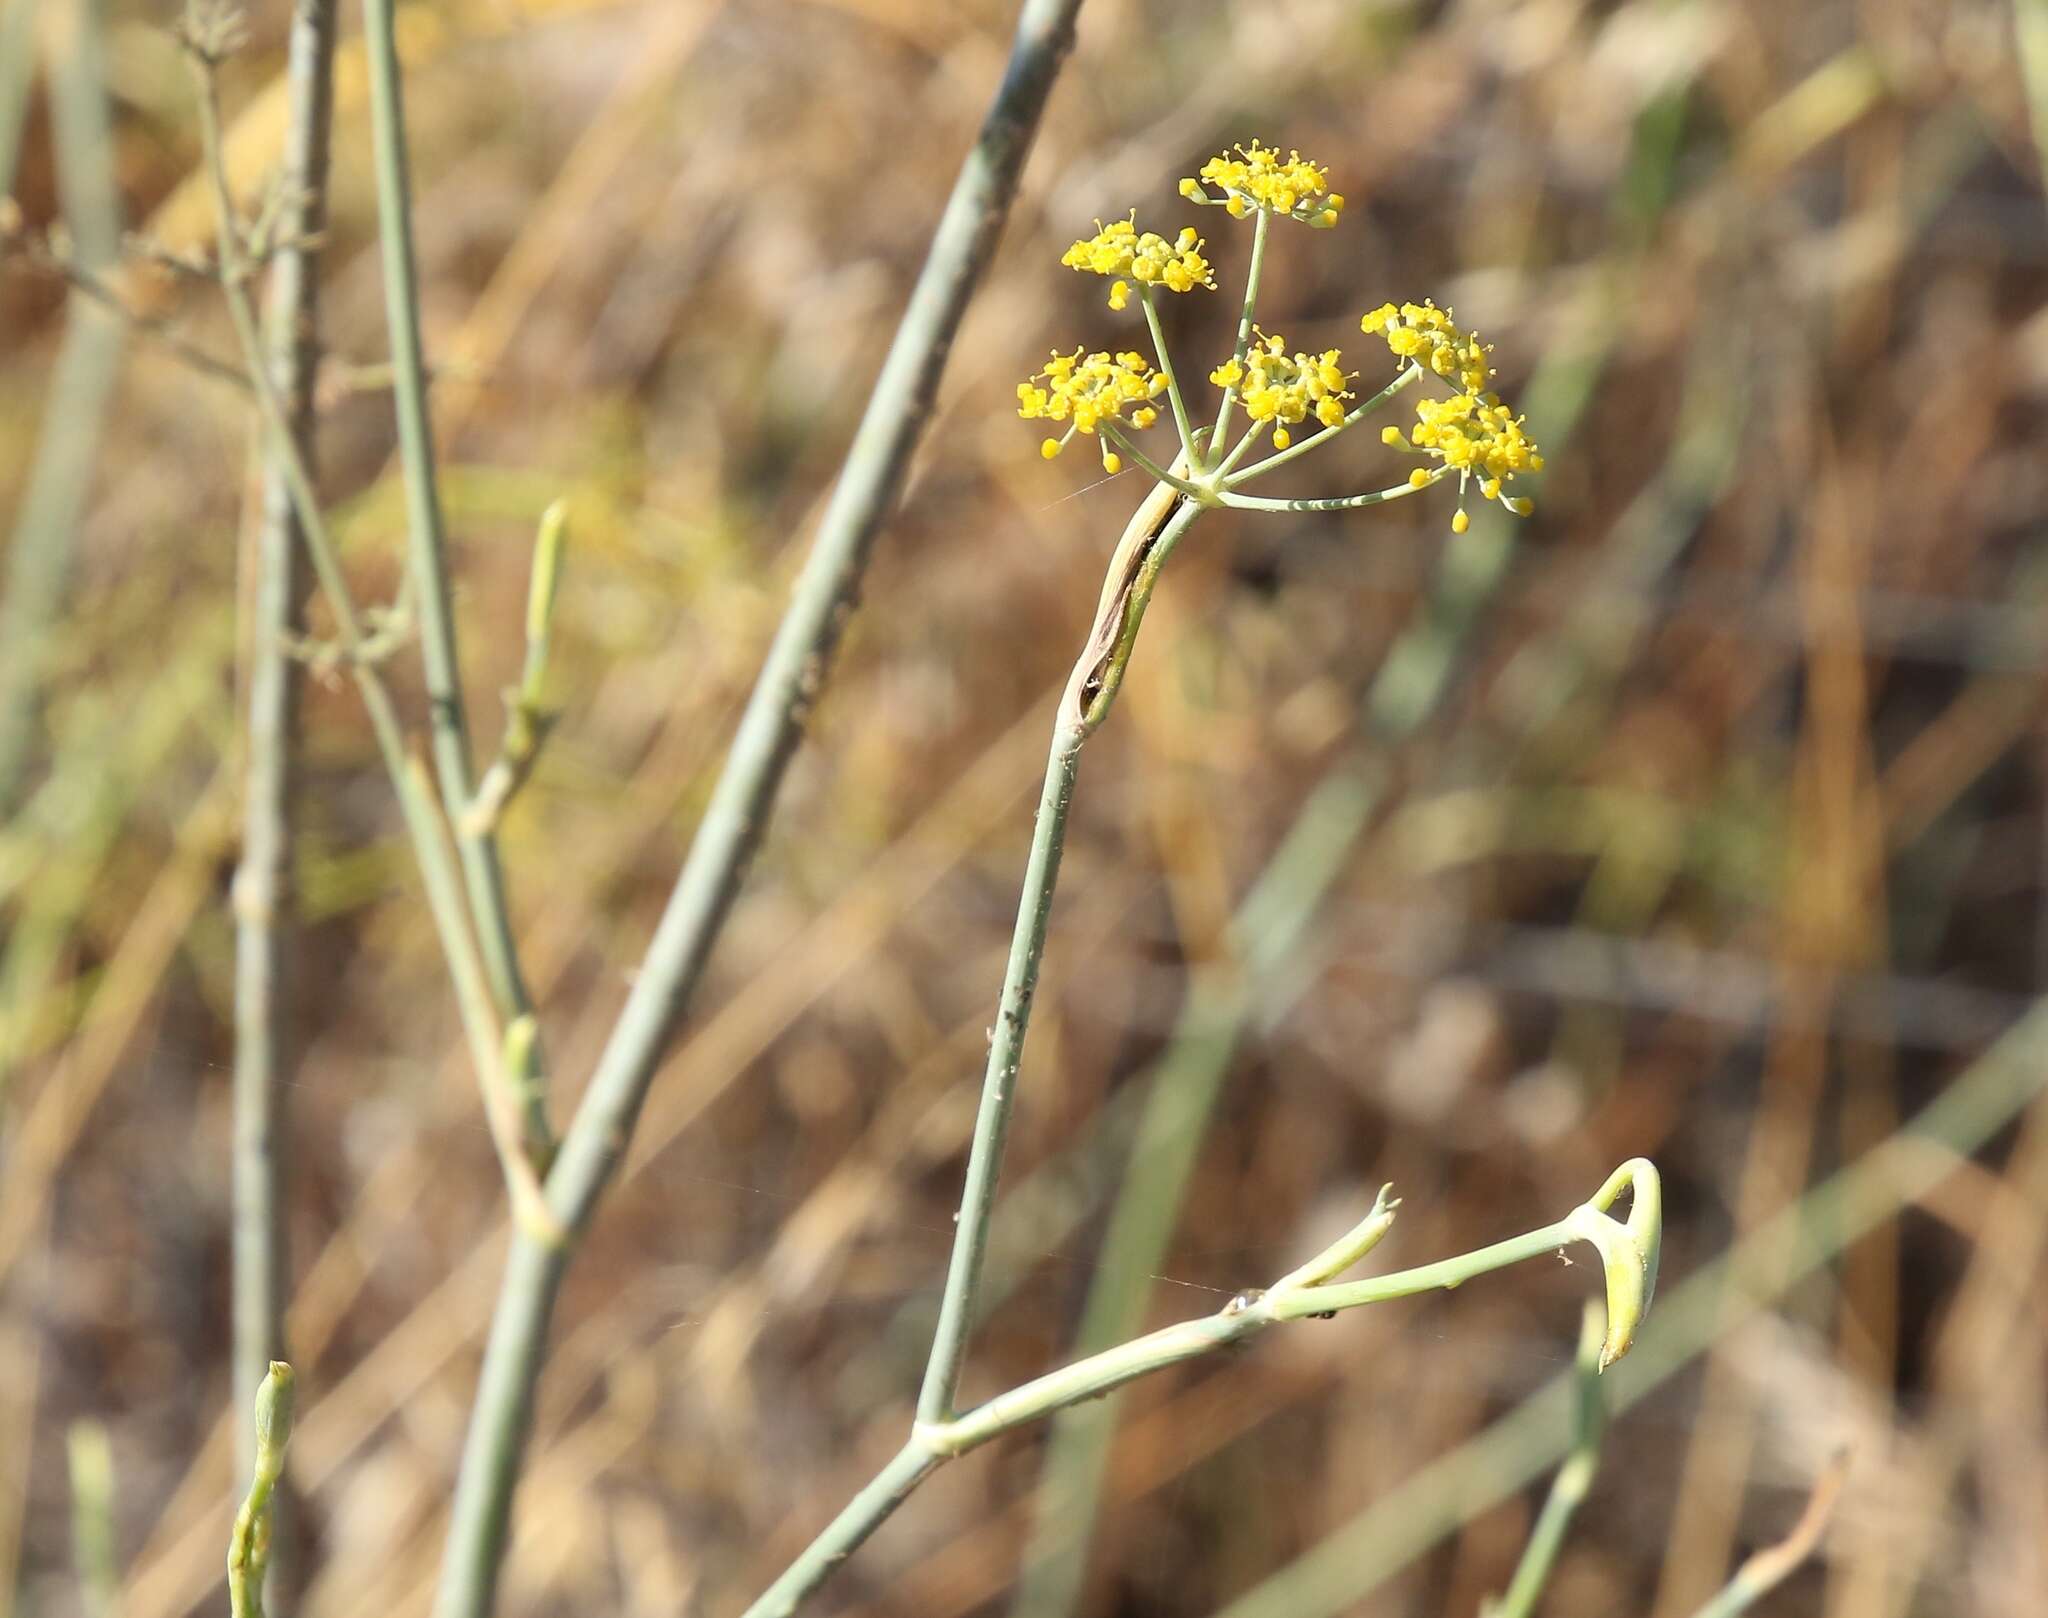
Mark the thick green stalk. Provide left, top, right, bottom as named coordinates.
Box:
left=1208, top=998, right=2048, bottom=1618
left=430, top=8, right=1088, bottom=1615
left=358, top=0, right=531, bottom=1025
left=232, top=0, right=337, bottom=1482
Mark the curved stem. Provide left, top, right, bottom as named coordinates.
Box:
left=1219, top=471, right=1442, bottom=515
left=1135, top=283, right=1195, bottom=462
left=1209, top=206, right=1269, bottom=447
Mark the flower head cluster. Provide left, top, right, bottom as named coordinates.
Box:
left=1017, top=348, right=1168, bottom=470
left=1062, top=216, right=1214, bottom=309
left=1180, top=141, right=1343, bottom=228
left=1209, top=333, right=1353, bottom=448
left=1383, top=392, right=1543, bottom=529
left=1360, top=301, right=1492, bottom=393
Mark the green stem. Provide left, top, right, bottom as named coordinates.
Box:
left=1010, top=772, right=1377, bottom=1618
left=1268, top=1219, right=1579, bottom=1319
left=1098, top=422, right=1209, bottom=503
left=1213, top=418, right=1267, bottom=478
left=358, top=0, right=533, bottom=1029
left=1135, top=283, right=1195, bottom=462
left=1219, top=472, right=1441, bottom=516
left=1223, top=365, right=1424, bottom=489
left=1487, top=1304, right=1607, bottom=1618
left=741, top=1441, right=943, bottom=1618
left=917, top=720, right=1086, bottom=1423
left=232, top=0, right=336, bottom=1492
left=431, top=8, right=1089, bottom=1615
left=1209, top=206, right=1268, bottom=447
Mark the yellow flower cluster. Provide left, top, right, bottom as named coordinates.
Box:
left=1360, top=301, right=1492, bottom=393
left=1017, top=348, right=1168, bottom=470
left=1209, top=333, right=1353, bottom=448
left=1383, top=393, right=1543, bottom=527
left=1179, top=141, right=1343, bottom=228
left=1062, top=216, right=1214, bottom=309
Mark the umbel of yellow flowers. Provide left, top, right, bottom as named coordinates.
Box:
left=1018, top=140, right=1543, bottom=533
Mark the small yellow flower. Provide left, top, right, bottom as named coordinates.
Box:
left=1360, top=300, right=1493, bottom=393
left=1213, top=331, right=1354, bottom=445
left=1062, top=216, right=1215, bottom=306
left=1018, top=348, right=1170, bottom=468
left=1402, top=391, right=1544, bottom=526
left=1181, top=141, right=1343, bottom=228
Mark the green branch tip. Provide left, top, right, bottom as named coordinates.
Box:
left=228, top=1360, right=296, bottom=1618
left=1268, top=1185, right=1401, bottom=1293
left=525, top=501, right=568, bottom=654
left=252, top=1359, right=296, bottom=1470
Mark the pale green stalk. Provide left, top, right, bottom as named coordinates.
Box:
left=1135, top=284, right=1196, bottom=460
left=232, top=0, right=336, bottom=1488
left=0, top=0, right=123, bottom=813
left=1485, top=1304, right=1607, bottom=1618
left=1221, top=473, right=1442, bottom=515
left=1212, top=419, right=1266, bottom=477
left=431, top=9, right=1089, bottom=1615
left=1209, top=207, right=1268, bottom=447
left=1097, top=422, right=1208, bottom=501
left=920, top=493, right=1205, bottom=1423
left=1011, top=773, right=1380, bottom=1618
left=358, top=0, right=533, bottom=1030
left=1208, top=998, right=2048, bottom=1618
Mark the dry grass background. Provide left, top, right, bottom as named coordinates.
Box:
left=4, top=0, right=2048, bottom=1616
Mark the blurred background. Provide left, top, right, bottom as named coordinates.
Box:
left=4, top=0, right=2047, bottom=1615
